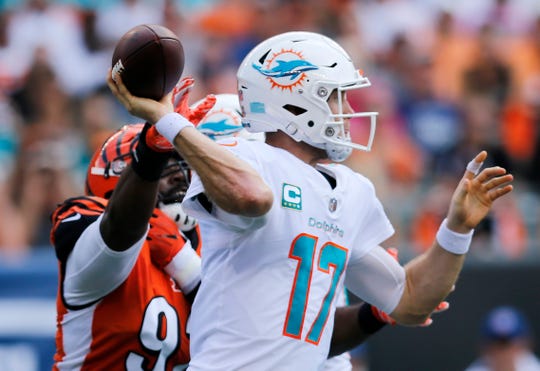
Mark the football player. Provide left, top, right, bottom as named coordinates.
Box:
left=193, top=93, right=450, bottom=371
left=49, top=82, right=213, bottom=369
left=51, top=84, right=393, bottom=371
left=108, top=29, right=513, bottom=368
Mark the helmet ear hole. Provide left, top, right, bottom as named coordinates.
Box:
left=307, top=121, right=315, bottom=127
left=283, top=104, right=307, bottom=116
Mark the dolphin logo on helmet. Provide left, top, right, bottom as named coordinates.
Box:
left=253, top=59, right=318, bottom=81
left=193, top=93, right=264, bottom=142
left=198, top=119, right=244, bottom=140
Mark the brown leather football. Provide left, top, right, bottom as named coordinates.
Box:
left=112, top=24, right=184, bottom=100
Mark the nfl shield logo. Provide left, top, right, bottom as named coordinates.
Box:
left=329, top=198, right=337, bottom=212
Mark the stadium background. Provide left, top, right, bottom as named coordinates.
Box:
left=0, top=0, right=538, bottom=370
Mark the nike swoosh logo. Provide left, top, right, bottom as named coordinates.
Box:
left=62, top=213, right=82, bottom=223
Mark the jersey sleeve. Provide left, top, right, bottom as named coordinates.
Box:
left=338, top=170, right=401, bottom=312
left=51, top=196, right=147, bottom=308
left=344, top=245, right=405, bottom=314
left=348, top=173, right=395, bottom=259
left=51, top=196, right=107, bottom=262
left=63, top=213, right=147, bottom=307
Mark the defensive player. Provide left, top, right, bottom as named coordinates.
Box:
left=49, top=81, right=214, bottom=369
left=108, top=31, right=513, bottom=370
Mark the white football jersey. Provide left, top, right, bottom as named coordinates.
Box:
left=183, top=138, right=394, bottom=370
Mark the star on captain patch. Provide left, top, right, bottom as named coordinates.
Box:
left=329, top=197, right=338, bottom=212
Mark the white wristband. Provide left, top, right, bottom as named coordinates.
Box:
left=164, top=242, right=201, bottom=294
left=155, top=112, right=194, bottom=143
left=436, top=218, right=474, bottom=255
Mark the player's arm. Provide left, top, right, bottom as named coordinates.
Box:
left=107, top=72, right=273, bottom=218
left=389, top=152, right=513, bottom=325
left=330, top=298, right=450, bottom=356
left=100, top=121, right=171, bottom=251
left=330, top=247, right=450, bottom=356
left=50, top=196, right=149, bottom=306
left=53, top=118, right=178, bottom=306
left=330, top=302, right=386, bottom=357
left=346, top=153, right=512, bottom=326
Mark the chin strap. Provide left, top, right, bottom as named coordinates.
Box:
left=326, top=142, right=352, bottom=162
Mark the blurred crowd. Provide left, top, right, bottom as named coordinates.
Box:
left=0, top=0, right=538, bottom=262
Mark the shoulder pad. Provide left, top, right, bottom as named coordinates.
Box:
left=50, top=196, right=108, bottom=262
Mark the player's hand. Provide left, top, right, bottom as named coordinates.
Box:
left=146, top=125, right=174, bottom=152
left=146, top=209, right=184, bottom=269
left=372, top=297, right=451, bottom=327
left=446, top=151, right=513, bottom=233
left=107, top=68, right=173, bottom=125
left=158, top=201, right=198, bottom=232
left=172, top=77, right=216, bottom=125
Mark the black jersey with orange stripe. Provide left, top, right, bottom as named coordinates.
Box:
left=50, top=196, right=108, bottom=263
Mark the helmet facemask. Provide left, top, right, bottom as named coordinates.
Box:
left=86, top=124, right=191, bottom=203
left=158, top=154, right=191, bottom=205
left=316, top=80, right=378, bottom=162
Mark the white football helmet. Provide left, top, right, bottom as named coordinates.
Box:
left=237, top=31, right=377, bottom=162
left=194, top=93, right=265, bottom=142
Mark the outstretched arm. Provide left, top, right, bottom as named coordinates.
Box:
left=390, top=151, right=513, bottom=325
left=100, top=121, right=172, bottom=251
left=330, top=248, right=450, bottom=356
left=330, top=298, right=451, bottom=356
left=107, top=72, right=273, bottom=218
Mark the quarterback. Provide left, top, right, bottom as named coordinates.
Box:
left=108, top=31, right=513, bottom=370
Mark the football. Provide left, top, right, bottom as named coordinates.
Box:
left=111, top=24, right=184, bottom=100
